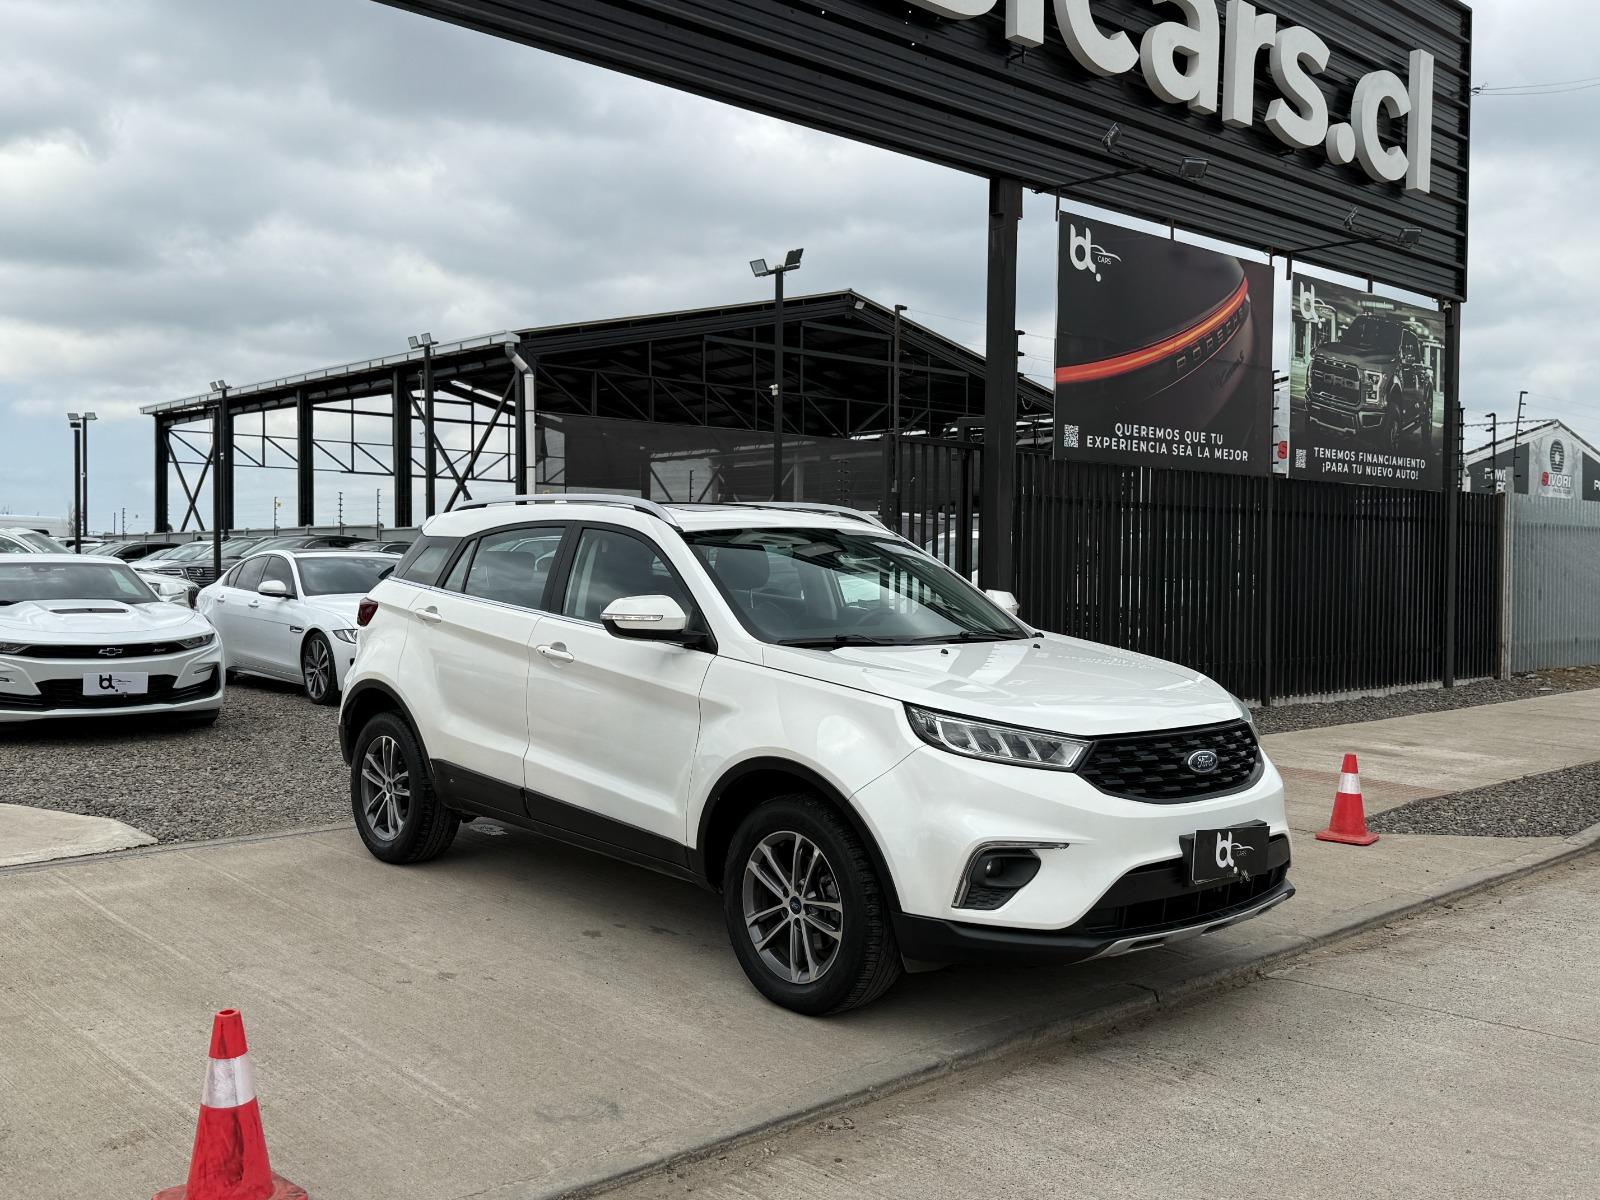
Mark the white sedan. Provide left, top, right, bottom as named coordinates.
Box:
left=0, top=555, right=224, bottom=725
left=197, top=550, right=399, bottom=705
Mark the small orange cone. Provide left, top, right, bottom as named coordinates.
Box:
left=154, top=1009, right=307, bottom=1200
left=1315, top=753, right=1379, bottom=846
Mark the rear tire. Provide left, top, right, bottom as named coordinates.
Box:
left=350, top=712, right=458, bottom=864
left=722, top=794, right=903, bottom=1015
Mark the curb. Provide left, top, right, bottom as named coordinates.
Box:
left=501, top=820, right=1600, bottom=1200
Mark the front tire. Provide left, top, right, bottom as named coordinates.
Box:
left=722, top=795, right=903, bottom=1015
left=350, top=712, right=458, bottom=864
left=301, top=632, right=338, bottom=706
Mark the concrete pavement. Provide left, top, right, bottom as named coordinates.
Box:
left=603, top=854, right=1600, bottom=1200
left=0, top=802, right=155, bottom=868
left=0, top=691, right=1596, bottom=1199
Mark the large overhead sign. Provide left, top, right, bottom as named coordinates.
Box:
left=374, top=1, right=1473, bottom=299
left=912, top=0, right=1437, bottom=194
left=1053, top=214, right=1274, bottom=475
left=1288, top=274, right=1446, bottom=490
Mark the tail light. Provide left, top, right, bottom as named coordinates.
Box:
left=357, top=597, right=379, bottom=627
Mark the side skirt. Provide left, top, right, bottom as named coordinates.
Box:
left=432, top=758, right=704, bottom=889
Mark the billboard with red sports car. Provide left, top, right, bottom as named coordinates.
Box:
left=1052, top=215, right=1274, bottom=476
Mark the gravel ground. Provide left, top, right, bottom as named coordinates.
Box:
left=0, top=677, right=347, bottom=843
left=1254, top=665, right=1600, bottom=735
left=1369, top=759, right=1600, bottom=839
left=4, top=664, right=1598, bottom=846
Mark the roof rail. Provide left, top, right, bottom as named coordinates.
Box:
left=736, top=502, right=889, bottom=529
left=450, top=494, right=682, bottom=528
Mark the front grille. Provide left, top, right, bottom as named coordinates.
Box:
left=1076, top=849, right=1291, bottom=939
left=1077, top=720, right=1260, bottom=803
left=6, top=641, right=188, bottom=660
left=0, top=670, right=219, bottom=712
left=1309, top=364, right=1362, bottom=411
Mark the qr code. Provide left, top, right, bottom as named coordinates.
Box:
left=1295, top=448, right=1308, bottom=469
left=1061, top=424, right=1080, bottom=450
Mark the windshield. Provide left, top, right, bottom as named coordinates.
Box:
left=684, top=527, right=1026, bottom=647
left=1340, top=317, right=1402, bottom=354
left=297, top=556, right=396, bottom=597
left=0, top=561, right=159, bottom=606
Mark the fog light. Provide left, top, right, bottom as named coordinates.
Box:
left=956, top=848, right=1047, bottom=911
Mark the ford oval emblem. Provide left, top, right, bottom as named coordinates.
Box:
left=1186, top=749, right=1220, bottom=775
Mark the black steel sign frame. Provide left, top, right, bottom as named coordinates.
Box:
left=375, top=0, right=1471, bottom=300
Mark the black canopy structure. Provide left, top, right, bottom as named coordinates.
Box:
left=142, top=290, right=1051, bottom=532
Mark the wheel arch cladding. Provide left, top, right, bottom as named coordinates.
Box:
left=696, top=758, right=902, bottom=911
left=339, top=680, right=423, bottom=764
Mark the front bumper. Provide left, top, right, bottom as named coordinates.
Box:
left=851, top=742, right=1291, bottom=939
left=0, top=648, right=225, bottom=723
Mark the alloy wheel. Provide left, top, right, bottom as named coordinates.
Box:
left=359, top=735, right=411, bottom=842
left=741, top=830, right=845, bottom=985
left=303, top=639, right=331, bottom=701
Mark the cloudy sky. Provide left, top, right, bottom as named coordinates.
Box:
left=1, top=0, right=1595, bottom=531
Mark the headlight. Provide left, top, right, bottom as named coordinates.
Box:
left=906, top=705, right=1088, bottom=771
left=331, top=628, right=359, bottom=644
left=177, top=632, right=215, bottom=649
left=1228, top=691, right=1257, bottom=733
left=1362, top=369, right=1385, bottom=401
left=0, top=642, right=24, bottom=655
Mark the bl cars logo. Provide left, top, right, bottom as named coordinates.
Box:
left=1068, top=225, right=1121, bottom=283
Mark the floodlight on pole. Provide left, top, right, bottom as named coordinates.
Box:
left=748, top=248, right=805, bottom=499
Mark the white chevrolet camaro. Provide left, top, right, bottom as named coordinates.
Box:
left=0, top=555, right=224, bottom=724
left=197, top=550, right=399, bottom=705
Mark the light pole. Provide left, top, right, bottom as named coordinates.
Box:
left=66, top=414, right=83, bottom=551
left=750, top=250, right=803, bottom=501
left=410, top=333, right=437, bottom=517
left=79, top=412, right=97, bottom=541
left=210, top=381, right=228, bottom=579
left=1513, top=390, right=1528, bottom=492
left=1485, top=412, right=1498, bottom=492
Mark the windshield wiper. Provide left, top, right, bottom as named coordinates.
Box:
left=907, top=630, right=1027, bottom=645
left=776, top=634, right=907, bottom=650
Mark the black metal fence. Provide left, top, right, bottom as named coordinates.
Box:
left=888, top=437, right=1500, bottom=703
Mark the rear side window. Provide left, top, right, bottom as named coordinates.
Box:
left=463, top=526, right=565, bottom=609
left=395, top=536, right=457, bottom=586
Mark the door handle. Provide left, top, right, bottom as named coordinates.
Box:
left=536, top=643, right=575, bottom=665
left=248, top=601, right=261, bottom=609
left=215, top=597, right=226, bottom=604
left=416, top=607, right=443, bottom=624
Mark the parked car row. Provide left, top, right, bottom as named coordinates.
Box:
left=2, top=501, right=1292, bottom=1017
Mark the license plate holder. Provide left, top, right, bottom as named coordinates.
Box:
left=82, top=671, right=149, bottom=697
left=1182, top=821, right=1270, bottom=887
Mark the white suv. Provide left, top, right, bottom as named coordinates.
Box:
left=341, top=497, right=1292, bottom=1014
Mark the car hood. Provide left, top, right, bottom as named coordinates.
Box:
left=1313, top=344, right=1393, bottom=372
left=0, top=599, right=210, bottom=639
left=761, top=633, right=1241, bottom=737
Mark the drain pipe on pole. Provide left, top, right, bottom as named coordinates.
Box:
left=507, top=346, right=537, bottom=494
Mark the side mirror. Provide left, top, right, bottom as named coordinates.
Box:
left=258, top=579, right=291, bottom=599
left=985, top=589, right=1021, bottom=618
left=601, top=594, right=691, bottom=642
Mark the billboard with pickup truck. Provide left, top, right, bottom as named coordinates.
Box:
left=1288, top=275, right=1447, bottom=491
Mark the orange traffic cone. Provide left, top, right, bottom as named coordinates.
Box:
left=155, top=1009, right=307, bottom=1200
left=1315, top=753, right=1379, bottom=846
